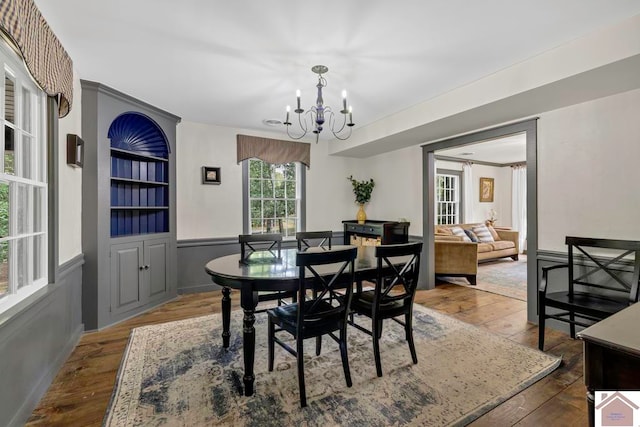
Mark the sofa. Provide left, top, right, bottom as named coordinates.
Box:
left=434, top=223, right=519, bottom=285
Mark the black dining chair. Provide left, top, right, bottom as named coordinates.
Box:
left=267, top=246, right=357, bottom=407
left=238, top=233, right=293, bottom=308
left=296, top=230, right=332, bottom=251
left=348, top=242, right=423, bottom=377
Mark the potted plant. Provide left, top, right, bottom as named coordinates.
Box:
left=347, top=175, right=375, bottom=224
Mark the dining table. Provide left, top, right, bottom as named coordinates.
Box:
left=204, top=244, right=393, bottom=396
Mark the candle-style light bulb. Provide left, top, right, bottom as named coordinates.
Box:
left=348, top=105, right=354, bottom=126
left=285, top=105, right=290, bottom=125
left=296, top=90, right=301, bottom=111
left=342, top=90, right=348, bottom=113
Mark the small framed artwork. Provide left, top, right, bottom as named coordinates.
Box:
left=479, top=177, right=494, bottom=202
left=66, top=134, right=84, bottom=168
left=202, top=166, right=221, bottom=185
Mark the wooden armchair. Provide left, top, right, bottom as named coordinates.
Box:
left=538, top=236, right=640, bottom=350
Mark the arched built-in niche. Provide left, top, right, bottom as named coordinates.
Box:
left=109, top=112, right=171, bottom=237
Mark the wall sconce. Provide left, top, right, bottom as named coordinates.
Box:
left=67, top=134, right=84, bottom=168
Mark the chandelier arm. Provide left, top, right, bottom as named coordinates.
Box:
left=326, top=109, right=348, bottom=135
left=285, top=125, right=308, bottom=140
left=331, top=126, right=353, bottom=140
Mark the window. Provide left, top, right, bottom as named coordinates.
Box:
left=245, top=158, right=302, bottom=237
left=436, top=172, right=460, bottom=225
left=0, top=43, right=48, bottom=306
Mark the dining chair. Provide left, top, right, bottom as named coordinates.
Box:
left=267, top=246, right=357, bottom=407
left=238, top=233, right=293, bottom=308
left=348, top=241, right=423, bottom=377
left=296, top=230, right=332, bottom=251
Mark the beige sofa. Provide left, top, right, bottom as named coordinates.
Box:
left=434, top=223, right=519, bottom=285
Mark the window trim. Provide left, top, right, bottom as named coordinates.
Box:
left=0, top=38, right=53, bottom=318
left=242, top=159, right=306, bottom=237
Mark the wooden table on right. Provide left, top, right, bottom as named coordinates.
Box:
left=577, top=302, right=640, bottom=427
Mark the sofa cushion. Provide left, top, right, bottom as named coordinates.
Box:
left=487, top=225, right=501, bottom=241
left=490, top=240, right=515, bottom=251
left=477, top=243, right=493, bottom=253
left=471, top=224, right=494, bottom=242
left=450, top=226, right=471, bottom=242
left=435, top=226, right=453, bottom=235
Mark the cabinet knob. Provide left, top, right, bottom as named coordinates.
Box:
left=144, top=265, right=150, bottom=270
left=139, top=266, right=144, bottom=270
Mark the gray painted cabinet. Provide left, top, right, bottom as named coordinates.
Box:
left=110, top=238, right=169, bottom=314
left=81, top=80, right=180, bottom=330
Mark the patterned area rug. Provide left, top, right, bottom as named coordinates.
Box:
left=439, top=255, right=528, bottom=301
left=104, top=302, right=559, bottom=426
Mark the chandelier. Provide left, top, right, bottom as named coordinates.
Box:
left=283, top=65, right=354, bottom=143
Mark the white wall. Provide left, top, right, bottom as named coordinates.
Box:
left=538, top=87, right=640, bottom=252
left=469, top=164, right=512, bottom=227
left=430, top=159, right=512, bottom=228
left=57, top=71, right=83, bottom=263
left=176, top=122, right=362, bottom=240
left=360, top=145, right=423, bottom=234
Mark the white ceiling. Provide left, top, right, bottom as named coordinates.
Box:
left=34, top=1, right=640, bottom=146
left=436, top=133, right=526, bottom=164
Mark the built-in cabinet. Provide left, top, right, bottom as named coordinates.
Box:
left=110, top=238, right=169, bottom=314
left=81, top=80, right=181, bottom=330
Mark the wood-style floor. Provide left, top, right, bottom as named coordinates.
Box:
left=26, top=284, right=587, bottom=426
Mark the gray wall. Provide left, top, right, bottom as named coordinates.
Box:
left=0, top=256, right=84, bottom=427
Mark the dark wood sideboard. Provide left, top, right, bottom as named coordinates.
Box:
left=342, top=220, right=410, bottom=245
left=577, top=303, right=640, bottom=427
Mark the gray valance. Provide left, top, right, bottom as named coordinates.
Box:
left=237, top=134, right=311, bottom=168
left=0, top=0, right=73, bottom=117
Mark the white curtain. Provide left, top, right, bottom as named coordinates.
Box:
left=511, top=165, right=527, bottom=252
left=462, top=162, right=474, bottom=223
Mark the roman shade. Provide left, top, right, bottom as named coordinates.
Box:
left=237, top=134, right=310, bottom=168
left=0, top=0, right=73, bottom=117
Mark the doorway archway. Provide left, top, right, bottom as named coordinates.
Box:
left=420, top=118, right=538, bottom=322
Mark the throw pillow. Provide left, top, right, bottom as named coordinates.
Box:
left=435, top=226, right=453, bottom=236
left=472, top=224, right=494, bottom=242
left=464, top=229, right=479, bottom=242
left=487, top=225, right=501, bottom=241
left=450, top=226, right=471, bottom=242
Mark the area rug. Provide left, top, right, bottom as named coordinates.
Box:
left=104, top=302, right=559, bottom=426
left=439, top=255, right=528, bottom=301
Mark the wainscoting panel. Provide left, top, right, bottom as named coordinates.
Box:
left=177, top=234, right=352, bottom=294
left=0, top=254, right=84, bottom=427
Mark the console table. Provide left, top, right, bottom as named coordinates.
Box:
left=342, top=220, right=410, bottom=245
left=577, top=303, right=640, bottom=427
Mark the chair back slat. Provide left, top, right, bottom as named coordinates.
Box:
left=565, top=237, right=640, bottom=303
left=238, top=233, right=282, bottom=261
left=296, top=231, right=332, bottom=251
left=374, top=242, right=423, bottom=309
left=296, top=247, right=356, bottom=326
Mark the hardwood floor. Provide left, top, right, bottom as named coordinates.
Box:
left=26, top=284, right=586, bottom=426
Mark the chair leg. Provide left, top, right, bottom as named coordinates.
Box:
left=297, top=338, right=307, bottom=407
left=372, top=317, right=383, bottom=377
left=339, top=325, right=352, bottom=387
left=316, top=336, right=322, bottom=356
left=405, top=312, right=417, bottom=364
left=538, top=298, right=546, bottom=351
left=268, top=317, right=275, bottom=371
left=569, top=312, right=576, bottom=339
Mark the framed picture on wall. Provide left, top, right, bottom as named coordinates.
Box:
left=479, top=177, right=494, bottom=202
left=202, top=166, right=221, bottom=185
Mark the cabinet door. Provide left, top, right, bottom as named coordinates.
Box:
left=145, top=238, right=168, bottom=300
left=110, top=242, right=144, bottom=314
